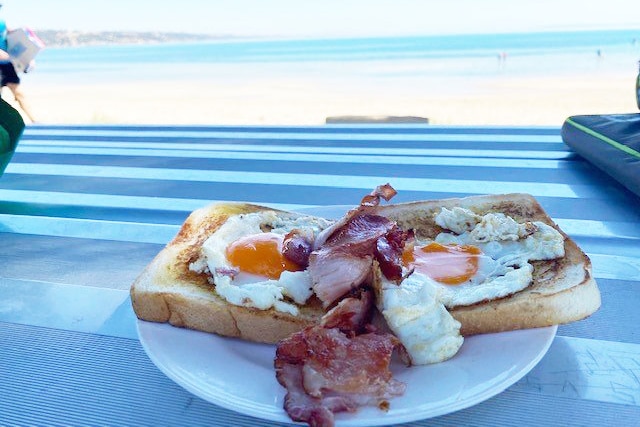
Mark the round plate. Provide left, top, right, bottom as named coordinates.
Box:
left=137, top=319, right=556, bottom=425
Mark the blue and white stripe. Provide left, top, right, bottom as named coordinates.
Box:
left=1, top=124, right=639, bottom=426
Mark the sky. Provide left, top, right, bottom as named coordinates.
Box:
left=1, top=0, right=639, bottom=39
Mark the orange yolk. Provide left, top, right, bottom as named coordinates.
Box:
left=225, top=232, right=302, bottom=279
left=402, top=242, right=481, bottom=285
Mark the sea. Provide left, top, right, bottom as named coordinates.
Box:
left=26, top=28, right=640, bottom=89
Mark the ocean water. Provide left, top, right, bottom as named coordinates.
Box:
left=27, top=29, right=640, bottom=86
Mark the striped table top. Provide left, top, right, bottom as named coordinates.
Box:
left=1, top=124, right=639, bottom=426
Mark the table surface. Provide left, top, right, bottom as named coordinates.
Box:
left=1, top=124, right=639, bottom=427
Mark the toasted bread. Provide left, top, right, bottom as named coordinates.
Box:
left=131, top=194, right=600, bottom=344
left=373, top=193, right=600, bottom=335
left=130, top=202, right=326, bottom=344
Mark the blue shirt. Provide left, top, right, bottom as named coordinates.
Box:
left=0, top=19, right=7, bottom=51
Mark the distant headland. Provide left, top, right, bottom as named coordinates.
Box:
left=34, top=30, right=235, bottom=47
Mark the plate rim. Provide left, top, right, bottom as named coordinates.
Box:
left=137, top=319, right=557, bottom=426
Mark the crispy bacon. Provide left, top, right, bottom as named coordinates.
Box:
left=374, top=227, right=412, bottom=282
left=275, top=325, right=405, bottom=427
left=276, top=363, right=357, bottom=427
left=324, top=214, right=395, bottom=251
left=360, top=183, right=397, bottom=207
left=309, top=251, right=373, bottom=307
left=310, top=214, right=407, bottom=307
left=320, top=289, right=374, bottom=334
left=275, top=184, right=408, bottom=427
left=314, top=183, right=397, bottom=250
left=310, top=215, right=395, bottom=306
left=283, top=230, right=313, bottom=268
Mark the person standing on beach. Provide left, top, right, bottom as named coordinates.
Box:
left=0, top=4, right=37, bottom=123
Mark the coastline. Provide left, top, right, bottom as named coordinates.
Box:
left=8, top=29, right=640, bottom=127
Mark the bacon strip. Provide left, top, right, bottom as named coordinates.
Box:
left=374, top=227, right=412, bottom=282
left=282, top=230, right=313, bottom=268
left=360, top=183, right=397, bottom=207
left=310, top=214, right=396, bottom=307
left=324, top=214, right=395, bottom=251
left=313, top=183, right=396, bottom=250
left=275, top=184, right=408, bottom=427
left=275, top=326, right=404, bottom=427
left=320, top=289, right=374, bottom=334
left=310, top=214, right=409, bottom=306
left=309, top=251, right=372, bottom=307
left=276, top=363, right=357, bottom=427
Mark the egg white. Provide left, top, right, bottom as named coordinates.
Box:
left=424, top=207, right=565, bottom=308
left=378, top=273, right=463, bottom=365
left=190, top=211, right=331, bottom=315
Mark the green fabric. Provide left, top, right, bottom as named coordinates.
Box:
left=0, top=98, right=25, bottom=177
left=0, top=124, right=9, bottom=153
left=565, top=117, right=640, bottom=159
left=0, top=98, right=25, bottom=151
left=0, top=149, right=15, bottom=176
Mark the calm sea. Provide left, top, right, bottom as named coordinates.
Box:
left=28, top=29, right=640, bottom=85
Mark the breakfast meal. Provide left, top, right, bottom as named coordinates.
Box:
left=131, top=202, right=332, bottom=344
left=130, top=184, right=600, bottom=427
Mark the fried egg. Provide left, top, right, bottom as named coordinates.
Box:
left=377, top=207, right=565, bottom=365
left=405, top=207, right=566, bottom=309
left=190, top=211, right=331, bottom=315
left=402, top=240, right=532, bottom=308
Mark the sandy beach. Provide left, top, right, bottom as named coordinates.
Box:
left=6, top=63, right=639, bottom=127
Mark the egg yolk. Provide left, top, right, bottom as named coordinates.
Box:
left=225, top=232, right=302, bottom=279
left=402, top=242, right=481, bottom=285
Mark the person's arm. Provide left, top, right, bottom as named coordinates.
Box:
left=1, top=26, right=14, bottom=60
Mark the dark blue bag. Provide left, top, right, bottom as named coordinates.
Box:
left=561, top=114, right=640, bottom=198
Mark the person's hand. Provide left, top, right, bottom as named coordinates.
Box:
left=0, top=49, right=9, bottom=61
left=24, top=60, right=36, bottom=73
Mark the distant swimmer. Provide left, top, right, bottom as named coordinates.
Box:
left=497, top=51, right=507, bottom=69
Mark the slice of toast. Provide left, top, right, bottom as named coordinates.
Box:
left=130, top=202, right=326, bottom=344
left=131, top=194, right=600, bottom=344
left=373, top=193, right=600, bottom=335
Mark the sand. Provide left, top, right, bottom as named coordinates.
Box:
left=5, top=70, right=639, bottom=127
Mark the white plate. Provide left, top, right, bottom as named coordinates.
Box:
left=136, top=204, right=557, bottom=425
left=137, top=320, right=556, bottom=426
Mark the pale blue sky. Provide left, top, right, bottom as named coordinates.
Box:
left=2, top=0, right=639, bottom=38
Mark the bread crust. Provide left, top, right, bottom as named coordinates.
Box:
left=131, top=194, right=600, bottom=343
